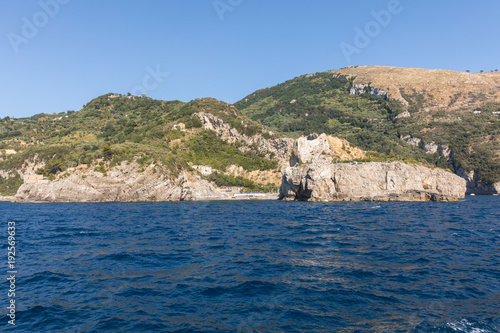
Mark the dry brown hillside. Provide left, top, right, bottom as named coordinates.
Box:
left=333, top=66, right=500, bottom=113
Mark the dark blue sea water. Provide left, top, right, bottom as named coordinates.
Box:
left=1, top=196, right=499, bottom=332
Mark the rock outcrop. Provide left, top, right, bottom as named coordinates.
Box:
left=290, top=134, right=332, bottom=166
left=456, top=166, right=500, bottom=195
left=279, top=134, right=466, bottom=201
left=224, top=164, right=282, bottom=187
left=195, top=112, right=294, bottom=168
left=280, top=162, right=466, bottom=201
left=400, top=135, right=499, bottom=194
left=349, top=84, right=389, bottom=99
left=400, top=135, right=452, bottom=158
left=14, top=162, right=228, bottom=202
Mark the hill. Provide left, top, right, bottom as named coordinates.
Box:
left=235, top=67, right=500, bottom=193
left=0, top=94, right=279, bottom=196
left=334, top=66, right=500, bottom=113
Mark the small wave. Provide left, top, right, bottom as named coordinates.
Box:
left=116, top=287, right=165, bottom=298
left=16, top=305, right=84, bottom=332
left=446, top=319, right=494, bottom=333
left=96, top=252, right=136, bottom=262
left=23, top=271, right=74, bottom=285
left=414, top=318, right=497, bottom=333
left=201, top=281, right=278, bottom=297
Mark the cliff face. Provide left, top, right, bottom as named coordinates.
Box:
left=456, top=167, right=500, bottom=195
left=332, top=67, right=500, bottom=194
left=401, top=135, right=500, bottom=194
left=8, top=114, right=467, bottom=202
left=195, top=112, right=294, bottom=168
left=14, top=162, right=228, bottom=202
left=279, top=134, right=466, bottom=201
left=279, top=162, right=466, bottom=201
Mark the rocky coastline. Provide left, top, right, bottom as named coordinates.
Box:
left=12, top=162, right=229, bottom=203
left=278, top=133, right=466, bottom=202
left=279, top=162, right=466, bottom=202
left=5, top=132, right=466, bottom=203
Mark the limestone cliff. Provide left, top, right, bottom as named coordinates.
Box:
left=279, top=162, right=466, bottom=201
left=195, top=112, right=294, bottom=168
left=400, top=134, right=500, bottom=194
left=14, top=162, right=228, bottom=202
left=279, top=134, right=466, bottom=201
left=456, top=167, right=500, bottom=195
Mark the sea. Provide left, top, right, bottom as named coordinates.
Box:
left=1, top=196, right=499, bottom=332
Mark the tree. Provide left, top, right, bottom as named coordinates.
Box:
left=102, top=145, right=113, bottom=160
left=480, top=70, right=484, bottom=73
left=466, top=70, right=470, bottom=73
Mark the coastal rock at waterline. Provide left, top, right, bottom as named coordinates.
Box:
left=279, top=162, right=466, bottom=201
left=14, top=163, right=228, bottom=202
left=455, top=166, right=500, bottom=195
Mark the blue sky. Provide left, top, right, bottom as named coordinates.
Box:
left=1, top=0, right=499, bottom=118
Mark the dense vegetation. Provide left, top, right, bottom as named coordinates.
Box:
left=0, top=94, right=275, bottom=194
left=235, top=73, right=500, bottom=186
left=1, top=71, right=499, bottom=196
left=206, top=172, right=278, bottom=193
left=236, top=74, right=451, bottom=167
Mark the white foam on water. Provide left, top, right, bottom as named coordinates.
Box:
left=446, top=319, right=490, bottom=333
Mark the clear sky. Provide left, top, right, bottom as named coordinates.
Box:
left=1, top=0, right=499, bottom=118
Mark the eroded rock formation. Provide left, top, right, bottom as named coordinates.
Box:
left=279, top=134, right=466, bottom=201
left=14, top=162, right=228, bottom=202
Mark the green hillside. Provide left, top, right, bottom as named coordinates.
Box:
left=235, top=72, right=499, bottom=186
left=2, top=69, right=499, bottom=196
left=0, top=94, right=276, bottom=195
left=235, top=73, right=448, bottom=164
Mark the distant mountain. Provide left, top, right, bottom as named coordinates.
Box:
left=235, top=66, right=500, bottom=193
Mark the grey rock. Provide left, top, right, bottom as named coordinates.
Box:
left=14, top=163, right=228, bottom=202
left=279, top=162, right=466, bottom=202
left=195, top=112, right=294, bottom=168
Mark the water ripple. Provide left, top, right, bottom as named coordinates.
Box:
left=1, top=197, right=498, bottom=332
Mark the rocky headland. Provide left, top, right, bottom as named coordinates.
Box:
left=279, top=134, right=466, bottom=201
left=10, top=129, right=467, bottom=202
left=14, top=162, right=228, bottom=202
left=2, top=107, right=468, bottom=203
